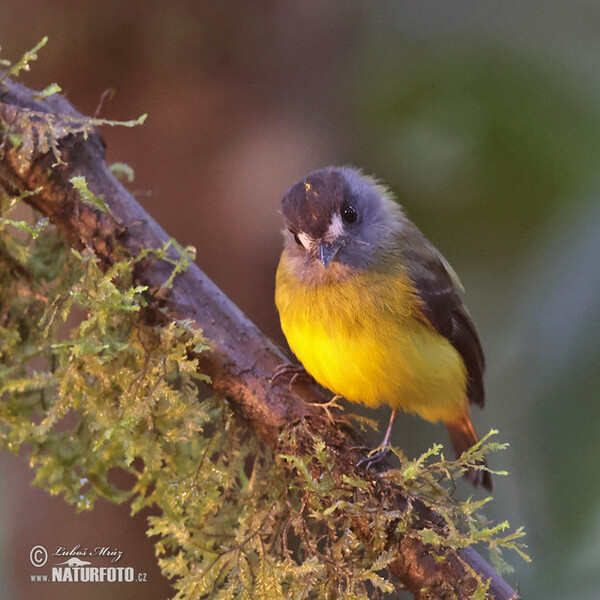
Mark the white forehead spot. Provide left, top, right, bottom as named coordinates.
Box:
left=327, top=212, right=344, bottom=240
left=297, top=232, right=313, bottom=249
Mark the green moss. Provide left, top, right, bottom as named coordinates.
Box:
left=0, top=39, right=528, bottom=598
left=1, top=182, right=530, bottom=599
left=0, top=165, right=526, bottom=600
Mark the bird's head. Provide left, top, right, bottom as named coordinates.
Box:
left=280, top=166, right=402, bottom=284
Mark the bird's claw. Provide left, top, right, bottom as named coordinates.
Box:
left=356, top=446, right=391, bottom=469
left=270, top=363, right=313, bottom=387
left=308, top=394, right=344, bottom=423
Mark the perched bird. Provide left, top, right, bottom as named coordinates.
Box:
left=275, top=166, right=492, bottom=490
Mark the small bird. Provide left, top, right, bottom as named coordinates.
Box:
left=275, top=166, right=492, bottom=490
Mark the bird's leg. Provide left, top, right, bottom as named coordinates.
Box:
left=270, top=363, right=313, bottom=387
left=380, top=408, right=398, bottom=448
left=357, top=409, right=398, bottom=468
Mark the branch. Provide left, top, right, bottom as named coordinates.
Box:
left=0, top=78, right=520, bottom=600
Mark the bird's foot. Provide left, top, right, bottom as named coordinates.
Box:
left=356, top=408, right=397, bottom=469
left=307, top=394, right=344, bottom=424
left=356, top=446, right=391, bottom=469
left=356, top=408, right=398, bottom=469
left=270, top=363, right=313, bottom=387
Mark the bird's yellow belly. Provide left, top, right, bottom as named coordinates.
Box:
left=276, top=264, right=468, bottom=423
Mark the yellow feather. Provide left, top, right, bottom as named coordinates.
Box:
left=275, top=253, right=468, bottom=423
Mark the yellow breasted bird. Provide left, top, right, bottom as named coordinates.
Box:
left=275, top=166, right=492, bottom=490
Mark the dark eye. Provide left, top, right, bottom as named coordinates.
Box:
left=341, top=204, right=358, bottom=224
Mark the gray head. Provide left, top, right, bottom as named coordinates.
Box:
left=280, top=166, right=403, bottom=284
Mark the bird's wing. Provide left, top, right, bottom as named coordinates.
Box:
left=401, top=224, right=485, bottom=408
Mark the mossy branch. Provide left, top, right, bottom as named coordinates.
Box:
left=0, top=76, right=521, bottom=600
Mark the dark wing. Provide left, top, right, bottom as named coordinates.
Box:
left=402, top=227, right=485, bottom=408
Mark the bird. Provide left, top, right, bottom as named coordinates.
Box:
left=274, top=165, right=492, bottom=490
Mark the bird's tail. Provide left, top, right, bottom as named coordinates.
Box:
left=445, top=413, right=493, bottom=491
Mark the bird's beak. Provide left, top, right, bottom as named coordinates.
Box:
left=317, top=241, right=342, bottom=269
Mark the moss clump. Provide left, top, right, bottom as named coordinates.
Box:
left=0, top=40, right=528, bottom=599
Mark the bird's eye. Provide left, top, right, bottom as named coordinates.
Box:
left=289, top=229, right=303, bottom=247
left=341, top=204, right=358, bottom=224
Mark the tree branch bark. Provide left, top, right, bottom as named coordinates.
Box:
left=0, top=78, right=520, bottom=600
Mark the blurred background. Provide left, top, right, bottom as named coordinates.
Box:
left=1, top=1, right=600, bottom=598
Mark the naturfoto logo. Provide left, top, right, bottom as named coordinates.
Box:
left=28, top=544, right=148, bottom=584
